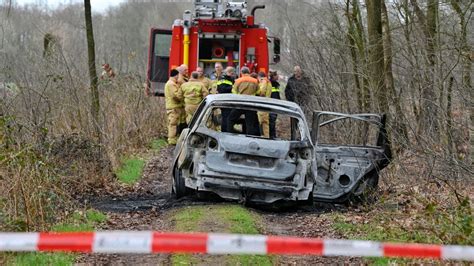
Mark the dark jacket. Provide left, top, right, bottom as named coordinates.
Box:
left=217, top=74, right=234, bottom=94
left=285, top=75, right=310, bottom=103
left=270, top=80, right=281, bottom=100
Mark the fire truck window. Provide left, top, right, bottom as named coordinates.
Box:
left=154, top=33, right=172, bottom=57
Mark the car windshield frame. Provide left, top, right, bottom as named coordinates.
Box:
left=196, top=101, right=310, bottom=141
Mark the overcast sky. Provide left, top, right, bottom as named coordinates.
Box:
left=15, top=0, right=127, bottom=13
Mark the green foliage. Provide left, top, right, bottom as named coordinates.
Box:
left=52, top=222, right=94, bottom=233
left=172, top=254, right=196, bottom=266
left=13, top=252, right=74, bottom=266
left=115, top=157, right=145, bottom=184
left=85, top=209, right=107, bottom=223
left=11, top=209, right=106, bottom=265
left=331, top=196, right=473, bottom=264
left=0, top=143, right=61, bottom=231
left=150, top=138, right=168, bottom=151
left=332, top=215, right=433, bottom=244
left=52, top=209, right=107, bottom=232
left=423, top=196, right=473, bottom=245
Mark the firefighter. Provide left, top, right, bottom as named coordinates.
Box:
left=216, top=66, right=235, bottom=132
left=165, top=69, right=184, bottom=145
left=228, top=67, right=260, bottom=136
left=179, top=71, right=209, bottom=124
left=210, top=62, right=224, bottom=94
left=257, top=71, right=272, bottom=138
left=177, top=64, right=189, bottom=86
left=269, top=70, right=281, bottom=139
left=217, top=66, right=235, bottom=94
left=196, top=66, right=211, bottom=91
left=211, top=62, right=223, bottom=80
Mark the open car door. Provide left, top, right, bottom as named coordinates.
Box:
left=311, top=112, right=391, bottom=202
left=146, top=28, right=172, bottom=96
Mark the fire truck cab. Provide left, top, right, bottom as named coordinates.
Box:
left=147, top=0, right=280, bottom=96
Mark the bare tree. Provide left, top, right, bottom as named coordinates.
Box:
left=381, top=0, right=408, bottom=147
left=450, top=0, right=473, bottom=155
left=345, top=0, right=371, bottom=112
left=365, top=0, right=387, bottom=114
left=84, top=0, right=101, bottom=139
left=410, top=0, right=440, bottom=138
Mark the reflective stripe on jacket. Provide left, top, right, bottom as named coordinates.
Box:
left=232, top=75, right=259, bottom=95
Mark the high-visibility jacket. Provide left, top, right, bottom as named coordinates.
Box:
left=177, top=74, right=189, bottom=86
left=179, top=80, right=209, bottom=105
left=270, top=80, right=281, bottom=100
left=216, top=75, right=234, bottom=94
left=232, top=75, right=259, bottom=95
left=165, top=79, right=183, bottom=109
left=258, top=78, right=272, bottom=98
left=198, top=76, right=211, bottom=90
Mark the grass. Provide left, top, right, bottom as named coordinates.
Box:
left=170, top=205, right=272, bottom=266
left=216, top=205, right=260, bottom=234
left=11, top=209, right=107, bottom=266
left=173, top=207, right=205, bottom=232
left=330, top=213, right=437, bottom=265
left=115, top=157, right=145, bottom=184
left=332, top=212, right=438, bottom=243
left=13, top=253, right=75, bottom=266
left=150, top=138, right=168, bottom=151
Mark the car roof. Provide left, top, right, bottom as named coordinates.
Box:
left=205, top=94, right=301, bottom=111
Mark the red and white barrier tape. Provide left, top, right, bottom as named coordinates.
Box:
left=1, top=232, right=473, bottom=261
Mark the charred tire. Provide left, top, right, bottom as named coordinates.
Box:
left=350, top=171, right=379, bottom=204
left=172, top=166, right=189, bottom=199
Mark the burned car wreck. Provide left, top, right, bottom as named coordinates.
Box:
left=172, top=94, right=391, bottom=204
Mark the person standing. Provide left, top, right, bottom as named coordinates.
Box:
left=257, top=71, right=272, bottom=138
left=165, top=69, right=184, bottom=145
left=285, top=66, right=311, bottom=103
left=177, top=64, right=189, bottom=86
left=216, top=66, right=235, bottom=132
left=210, top=62, right=224, bottom=94
left=269, top=70, right=281, bottom=139
left=179, top=71, right=209, bottom=124
left=211, top=62, right=223, bottom=80
left=196, top=66, right=211, bottom=92
left=228, top=67, right=260, bottom=136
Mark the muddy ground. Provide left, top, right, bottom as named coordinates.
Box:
left=77, top=146, right=365, bottom=265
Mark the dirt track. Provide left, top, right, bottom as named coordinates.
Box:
left=77, top=146, right=363, bottom=265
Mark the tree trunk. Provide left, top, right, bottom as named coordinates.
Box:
left=381, top=0, right=409, bottom=148
left=84, top=0, right=101, bottom=139
left=345, top=0, right=363, bottom=111
left=365, top=0, right=387, bottom=113
left=411, top=0, right=440, bottom=139
left=446, top=77, right=454, bottom=156
left=450, top=0, right=472, bottom=159
left=346, top=0, right=370, bottom=112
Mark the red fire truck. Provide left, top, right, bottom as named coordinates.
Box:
left=146, top=0, right=280, bottom=96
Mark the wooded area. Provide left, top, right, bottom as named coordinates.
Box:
left=0, top=0, right=472, bottom=263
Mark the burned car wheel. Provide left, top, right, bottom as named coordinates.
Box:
left=172, top=166, right=189, bottom=199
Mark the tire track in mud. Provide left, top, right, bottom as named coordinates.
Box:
left=79, top=146, right=362, bottom=264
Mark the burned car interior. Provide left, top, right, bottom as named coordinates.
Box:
left=203, top=105, right=303, bottom=141
left=172, top=95, right=391, bottom=205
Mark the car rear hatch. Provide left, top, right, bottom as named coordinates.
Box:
left=202, top=133, right=297, bottom=181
